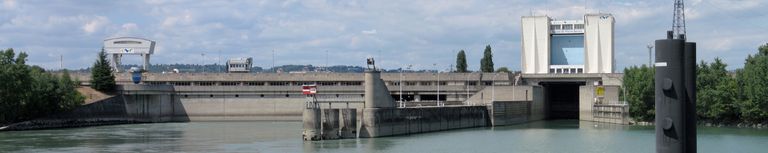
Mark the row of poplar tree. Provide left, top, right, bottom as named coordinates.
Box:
left=624, top=44, right=768, bottom=123
left=454, top=45, right=510, bottom=73
left=0, top=49, right=116, bottom=125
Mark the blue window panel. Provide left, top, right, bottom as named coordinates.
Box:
left=550, top=35, right=585, bottom=65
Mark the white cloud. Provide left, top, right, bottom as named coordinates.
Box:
left=1, top=0, right=766, bottom=71
left=2, top=0, right=17, bottom=10
left=361, top=29, right=377, bottom=35
left=122, top=23, right=138, bottom=30
left=81, top=16, right=109, bottom=34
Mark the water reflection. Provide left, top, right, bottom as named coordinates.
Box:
left=1, top=120, right=767, bottom=153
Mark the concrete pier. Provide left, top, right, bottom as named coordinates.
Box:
left=321, top=109, right=340, bottom=140
left=358, top=70, right=491, bottom=138
left=339, top=109, right=357, bottom=138
left=302, top=108, right=321, bottom=141
left=359, top=106, right=489, bottom=138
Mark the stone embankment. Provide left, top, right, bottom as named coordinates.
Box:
left=0, top=118, right=136, bottom=131
left=0, top=96, right=136, bottom=131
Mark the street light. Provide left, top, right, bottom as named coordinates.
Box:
left=433, top=63, right=441, bottom=107
left=492, top=73, right=499, bottom=103
left=466, top=72, right=471, bottom=105
left=398, top=65, right=404, bottom=108
left=201, top=53, right=205, bottom=73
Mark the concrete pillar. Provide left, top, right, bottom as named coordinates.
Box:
left=364, top=70, right=395, bottom=108
left=360, top=70, right=397, bottom=138
left=302, top=108, right=321, bottom=141
left=143, top=54, right=151, bottom=71
left=321, top=109, right=340, bottom=140
left=112, top=54, right=122, bottom=72
left=579, top=86, right=595, bottom=122
left=339, top=108, right=357, bottom=138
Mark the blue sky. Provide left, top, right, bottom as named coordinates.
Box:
left=1, top=0, right=766, bottom=71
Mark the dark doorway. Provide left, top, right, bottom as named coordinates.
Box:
left=540, top=82, right=584, bottom=119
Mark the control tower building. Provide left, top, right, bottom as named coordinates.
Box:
left=521, top=14, right=614, bottom=74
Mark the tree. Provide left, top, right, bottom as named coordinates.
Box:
left=496, top=67, right=511, bottom=73
left=696, top=58, right=738, bottom=122
left=622, top=65, right=655, bottom=122
left=0, top=48, right=83, bottom=125
left=736, top=43, right=768, bottom=122
left=91, top=49, right=116, bottom=92
left=59, top=70, right=85, bottom=111
left=455, top=50, right=468, bottom=72
left=480, top=45, right=494, bottom=72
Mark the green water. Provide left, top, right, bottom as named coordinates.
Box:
left=1, top=120, right=767, bottom=153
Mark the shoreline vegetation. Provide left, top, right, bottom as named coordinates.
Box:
left=0, top=48, right=85, bottom=127
left=624, top=43, right=768, bottom=127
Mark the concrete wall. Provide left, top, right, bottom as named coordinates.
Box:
left=122, top=94, right=175, bottom=122
left=490, top=101, right=531, bottom=126
left=175, top=97, right=308, bottom=121
left=579, top=85, right=627, bottom=124
left=579, top=86, right=596, bottom=121
left=464, top=85, right=545, bottom=121
left=358, top=106, right=489, bottom=138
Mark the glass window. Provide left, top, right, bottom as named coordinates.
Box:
left=563, top=24, right=573, bottom=30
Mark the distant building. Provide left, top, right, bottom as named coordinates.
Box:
left=521, top=14, right=614, bottom=74
left=227, top=57, right=253, bottom=73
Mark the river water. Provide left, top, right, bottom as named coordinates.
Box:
left=1, top=120, right=767, bottom=153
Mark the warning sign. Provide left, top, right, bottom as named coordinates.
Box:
left=596, top=86, right=605, bottom=97
left=302, top=85, right=317, bottom=95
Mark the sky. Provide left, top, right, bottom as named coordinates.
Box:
left=1, top=0, right=766, bottom=72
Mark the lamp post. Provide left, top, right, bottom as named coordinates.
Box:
left=433, top=63, right=441, bottom=107
left=466, top=72, right=471, bottom=105
left=399, top=65, right=404, bottom=108
left=201, top=53, right=205, bottom=73
left=492, top=73, right=499, bottom=102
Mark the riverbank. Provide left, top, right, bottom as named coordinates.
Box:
left=0, top=118, right=138, bottom=131
left=629, top=120, right=767, bottom=129
left=699, top=120, right=768, bottom=129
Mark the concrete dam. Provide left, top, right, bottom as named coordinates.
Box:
left=302, top=70, right=548, bottom=140
left=1, top=71, right=627, bottom=131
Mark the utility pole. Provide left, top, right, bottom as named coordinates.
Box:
left=325, top=50, right=328, bottom=72
left=399, top=65, right=404, bottom=107
left=433, top=63, right=441, bottom=107
left=272, top=49, right=275, bottom=73
left=201, top=53, right=205, bottom=73
left=218, top=50, right=221, bottom=73
left=60, top=54, right=63, bottom=70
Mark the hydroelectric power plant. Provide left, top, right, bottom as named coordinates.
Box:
left=1, top=14, right=628, bottom=139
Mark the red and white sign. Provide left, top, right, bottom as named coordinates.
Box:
left=302, top=85, right=317, bottom=95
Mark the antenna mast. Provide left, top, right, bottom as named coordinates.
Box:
left=673, top=0, right=686, bottom=39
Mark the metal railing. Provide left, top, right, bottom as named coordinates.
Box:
left=592, top=101, right=629, bottom=124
